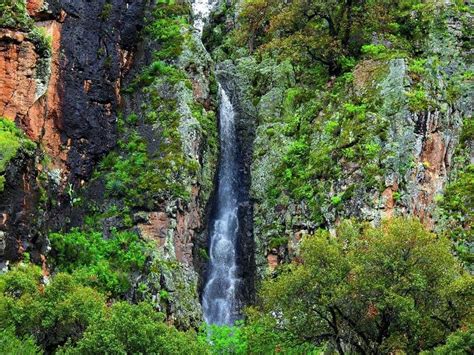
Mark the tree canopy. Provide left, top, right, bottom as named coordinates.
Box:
left=254, top=218, right=473, bottom=353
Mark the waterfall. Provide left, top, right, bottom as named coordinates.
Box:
left=191, top=0, right=217, bottom=35
left=202, top=85, right=241, bottom=325
left=191, top=0, right=242, bottom=326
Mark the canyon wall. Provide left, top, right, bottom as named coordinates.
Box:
left=0, top=0, right=218, bottom=327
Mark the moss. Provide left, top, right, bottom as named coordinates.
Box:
left=100, top=2, right=113, bottom=21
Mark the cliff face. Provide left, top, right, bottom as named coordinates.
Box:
left=0, top=0, right=219, bottom=327
left=0, top=0, right=472, bottom=329
left=0, top=0, right=149, bottom=263
left=203, top=0, right=472, bottom=276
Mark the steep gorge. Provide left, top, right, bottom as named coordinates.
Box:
left=0, top=0, right=472, bottom=353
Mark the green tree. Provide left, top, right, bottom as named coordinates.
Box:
left=238, top=0, right=436, bottom=74
left=63, top=302, right=208, bottom=354
left=0, top=265, right=106, bottom=351
left=0, top=327, right=42, bottom=354
left=427, top=326, right=474, bottom=355
left=257, top=218, right=473, bottom=354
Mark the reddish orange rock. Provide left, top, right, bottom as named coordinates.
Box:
left=0, top=21, right=67, bottom=170
left=27, top=0, right=44, bottom=17
left=0, top=29, right=38, bottom=121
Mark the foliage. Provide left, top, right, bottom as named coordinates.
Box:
left=255, top=218, right=473, bottom=354
left=428, top=326, right=474, bottom=355
left=0, top=0, right=32, bottom=30
left=267, top=76, right=387, bottom=223
left=237, top=0, right=436, bottom=74
left=62, top=302, right=207, bottom=354
left=0, top=265, right=106, bottom=351
left=0, top=265, right=208, bottom=354
left=145, top=0, right=188, bottom=60
left=199, top=313, right=326, bottom=354
left=102, top=0, right=209, bottom=209
left=437, top=118, right=474, bottom=269
left=49, top=229, right=149, bottom=296
left=100, top=2, right=113, bottom=21
left=0, top=0, right=52, bottom=55
left=100, top=127, right=193, bottom=209
left=0, top=118, right=35, bottom=192
left=199, top=323, right=247, bottom=354
left=406, top=85, right=433, bottom=112
left=0, top=327, right=42, bottom=354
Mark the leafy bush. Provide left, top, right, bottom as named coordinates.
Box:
left=0, top=265, right=208, bottom=353
left=361, top=44, right=387, bottom=58
left=0, top=265, right=106, bottom=350
left=0, top=118, right=35, bottom=192
left=63, top=302, right=207, bottom=354
left=0, top=327, right=42, bottom=355
left=406, top=86, right=432, bottom=112
left=49, top=229, right=149, bottom=295
left=199, top=323, right=247, bottom=354
left=428, top=326, right=474, bottom=355
left=0, top=0, right=33, bottom=30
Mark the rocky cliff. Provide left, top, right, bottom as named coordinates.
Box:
left=203, top=0, right=472, bottom=276
left=0, top=0, right=219, bottom=327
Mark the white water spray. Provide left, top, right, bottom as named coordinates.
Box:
left=202, top=85, right=241, bottom=325
left=191, top=0, right=218, bottom=35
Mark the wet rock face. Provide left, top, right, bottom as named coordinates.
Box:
left=58, top=0, right=147, bottom=180
left=0, top=151, right=39, bottom=263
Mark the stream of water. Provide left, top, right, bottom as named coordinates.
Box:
left=202, top=85, right=241, bottom=325
left=191, top=0, right=242, bottom=325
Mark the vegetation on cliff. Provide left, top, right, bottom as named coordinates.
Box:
left=0, top=118, right=35, bottom=192
left=204, top=0, right=473, bottom=277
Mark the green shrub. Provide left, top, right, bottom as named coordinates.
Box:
left=0, top=0, right=33, bottom=30
left=100, top=2, right=113, bottom=21
left=361, top=44, right=387, bottom=58
left=0, top=265, right=106, bottom=350
left=49, top=229, right=149, bottom=295
left=406, top=86, right=432, bottom=112
left=63, top=302, right=207, bottom=354
left=0, top=118, right=35, bottom=192
left=0, top=327, right=42, bottom=354
left=199, top=323, right=247, bottom=354
left=0, top=265, right=207, bottom=353
left=428, top=326, right=474, bottom=355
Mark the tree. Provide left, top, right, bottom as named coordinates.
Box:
left=63, top=302, right=207, bottom=354
left=0, top=327, right=42, bottom=355
left=0, top=265, right=106, bottom=351
left=239, top=0, right=367, bottom=74
left=238, top=0, right=437, bottom=75
left=257, top=218, right=473, bottom=354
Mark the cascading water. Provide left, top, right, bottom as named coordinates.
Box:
left=202, top=85, right=241, bottom=325
left=191, top=0, right=242, bottom=326
left=191, top=0, right=217, bottom=35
